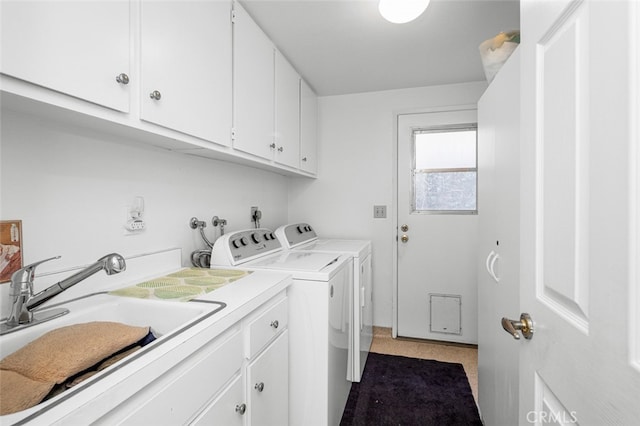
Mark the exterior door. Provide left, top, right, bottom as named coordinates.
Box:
left=396, top=109, right=479, bottom=344
left=518, top=0, right=640, bottom=423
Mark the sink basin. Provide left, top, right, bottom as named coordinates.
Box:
left=0, top=292, right=226, bottom=419
left=1, top=292, right=225, bottom=359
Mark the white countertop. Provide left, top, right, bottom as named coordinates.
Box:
left=1, top=249, right=292, bottom=425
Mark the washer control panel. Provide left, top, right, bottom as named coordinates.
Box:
left=211, top=228, right=282, bottom=265
left=275, top=223, right=318, bottom=249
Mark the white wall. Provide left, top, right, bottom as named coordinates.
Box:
left=0, top=109, right=289, bottom=316
left=288, top=81, right=487, bottom=328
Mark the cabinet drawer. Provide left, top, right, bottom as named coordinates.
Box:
left=120, top=328, right=243, bottom=425
left=246, top=296, right=288, bottom=359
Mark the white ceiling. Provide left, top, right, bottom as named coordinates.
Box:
left=240, top=0, right=520, bottom=96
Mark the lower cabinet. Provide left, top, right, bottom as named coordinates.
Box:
left=247, top=331, right=289, bottom=426
left=191, top=375, right=244, bottom=426
left=114, top=293, right=289, bottom=425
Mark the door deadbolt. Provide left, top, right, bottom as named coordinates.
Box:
left=401, top=234, right=409, bottom=243
left=401, top=224, right=409, bottom=232
left=501, top=313, right=534, bottom=340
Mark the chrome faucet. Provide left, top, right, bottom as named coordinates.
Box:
left=5, top=253, right=126, bottom=327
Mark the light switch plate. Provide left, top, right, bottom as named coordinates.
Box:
left=373, top=205, right=387, bottom=218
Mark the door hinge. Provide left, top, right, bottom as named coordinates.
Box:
left=231, top=9, right=236, bottom=24
left=231, top=127, right=236, bottom=141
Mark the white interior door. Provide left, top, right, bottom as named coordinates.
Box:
left=396, top=109, right=479, bottom=344
left=518, top=0, right=640, bottom=423
left=477, top=49, right=521, bottom=426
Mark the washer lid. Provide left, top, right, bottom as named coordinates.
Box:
left=247, top=251, right=340, bottom=272
left=295, top=239, right=371, bottom=258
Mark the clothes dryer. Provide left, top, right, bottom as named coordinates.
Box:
left=275, top=223, right=373, bottom=382
left=210, top=228, right=352, bottom=426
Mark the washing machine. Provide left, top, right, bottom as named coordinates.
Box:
left=210, top=228, right=353, bottom=426
left=275, top=223, right=373, bottom=383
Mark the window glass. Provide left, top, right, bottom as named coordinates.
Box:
left=415, top=131, right=476, bottom=169
left=412, top=127, right=477, bottom=213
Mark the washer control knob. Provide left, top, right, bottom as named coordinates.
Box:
left=240, top=237, right=248, bottom=246
left=232, top=239, right=241, bottom=249
left=269, top=232, right=276, bottom=240
left=251, top=233, right=261, bottom=244
left=297, top=225, right=304, bottom=233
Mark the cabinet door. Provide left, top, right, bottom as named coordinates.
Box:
left=476, top=50, right=520, bottom=426
left=232, top=2, right=275, bottom=160
left=247, top=331, right=289, bottom=426
left=274, top=51, right=300, bottom=168
left=140, top=1, right=232, bottom=145
left=0, top=1, right=130, bottom=112
left=191, top=375, right=245, bottom=426
left=299, top=79, right=318, bottom=174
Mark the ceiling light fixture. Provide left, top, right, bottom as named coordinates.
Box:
left=378, top=0, right=430, bottom=24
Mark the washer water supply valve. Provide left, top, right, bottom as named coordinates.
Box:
left=251, top=206, right=262, bottom=228
left=124, top=196, right=146, bottom=234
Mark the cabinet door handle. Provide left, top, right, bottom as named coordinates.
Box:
left=301, top=157, right=308, bottom=162
left=485, top=250, right=495, bottom=277
left=270, top=320, right=279, bottom=329
left=255, top=382, right=265, bottom=392
left=115, top=73, right=129, bottom=85
left=277, top=146, right=284, bottom=152
left=489, top=253, right=500, bottom=283
left=149, top=90, right=162, bottom=100
left=269, top=142, right=276, bottom=149
left=235, top=403, right=247, bottom=415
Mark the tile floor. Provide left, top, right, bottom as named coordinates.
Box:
left=370, top=327, right=478, bottom=404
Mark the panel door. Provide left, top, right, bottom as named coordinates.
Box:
left=247, top=330, right=289, bottom=426
left=140, top=0, right=232, bottom=145
left=0, top=0, right=130, bottom=112
left=518, top=0, right=640, bottom=423
left=233, top=1, right=275, bottom=160
left=396, top=109, right=479, bottom=344
left=274, top=51, right=301, bottom=168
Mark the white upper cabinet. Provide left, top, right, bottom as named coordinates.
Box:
left=140, top=1, right=232, bottom=146
left=299, top=79, right=318, bottom=174
left=0, top=0, right=131, bottom=112
left=232, top=2, right=275, bottom=160
left=274, top=50, right=301, bottom=168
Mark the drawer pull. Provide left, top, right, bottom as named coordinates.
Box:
left=270, top=320, right=279, bottom=329
left=235, top=403, right=247, bottom=415
left=255, top=382, right=265, bottom=392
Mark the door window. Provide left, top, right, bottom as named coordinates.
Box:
left=412, top=126, right=477, bottom=213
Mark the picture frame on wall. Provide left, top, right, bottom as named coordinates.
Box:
left=1, top=220, right=23, bottom=283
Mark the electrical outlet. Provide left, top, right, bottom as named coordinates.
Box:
left=373, top=205, right=387, bottom=218
left=123, top=205, right=146, bottom=235
left=125, top=219, right=146, bottom=231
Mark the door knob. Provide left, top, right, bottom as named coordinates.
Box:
left=401, top=224, right=409, bottom=232
left=401, top=234, right=409, bottom=243
left=149, top=90, right=162, bottom=100
left=501, top=313, right=534, bottom=340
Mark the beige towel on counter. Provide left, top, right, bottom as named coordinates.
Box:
left=0, top=321, right=149, bottom=415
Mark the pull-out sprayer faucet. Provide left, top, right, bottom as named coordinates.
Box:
left=5, top=253, right=126, bottom=328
